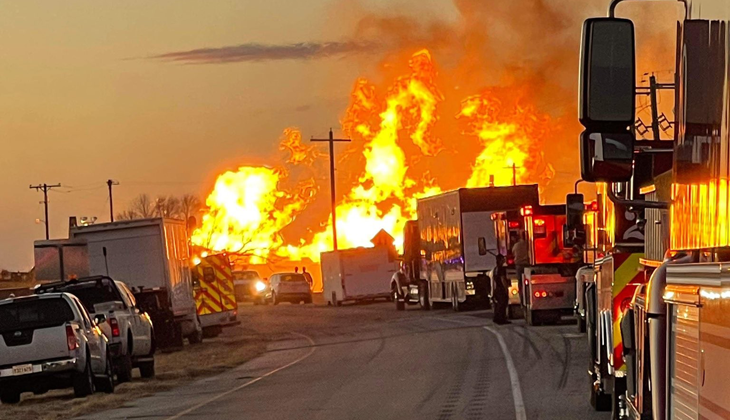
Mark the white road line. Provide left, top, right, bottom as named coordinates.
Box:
left=163, top=332, right=316, bottom=420
left=484, top=326, right=527, bottom=420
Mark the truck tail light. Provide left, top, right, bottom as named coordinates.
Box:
left=109, top=318, right=120, bottom=337
left=533, top=218, right=546, bottom=227
left=66, top=325, right=79, bottom=351
left=508, top=221, right=520, bottom=229
left=521, top=206, right=533, bottom=216
left=534, top=291, right=551, bottom=298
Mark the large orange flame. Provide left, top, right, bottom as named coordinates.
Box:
left=191, top=50, right=555, bottom=265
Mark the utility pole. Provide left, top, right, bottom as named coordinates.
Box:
left=635, top=74, right=675, bottom=141
left=504, top=162, right=520, bottom=186
left=649, top=75, right=661, bottom=141
left=311, top=129, right=350, bottom=251
left=107, top=179, right=119, bottom=222
left=29, top=183, right=61, bottom=240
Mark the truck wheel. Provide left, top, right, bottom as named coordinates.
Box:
left=73, top=353, right=95, bottom=398
left=612, top=376, right=627, bottom=419
left=203, top=325, right=222, bottom=338
left=117, top=352, right=133, bottom=383
left=393, top=285, right=405, bottom=311
left=96, top=352, right=115, bottom=394
left=578, top=316, right=587, bottom=333
left=451, top=285, right=461, bottom=312
left=138, top=359, right=155, bottom=379
left=0, top=389, right=21, bottom=404
left=589, top=372, right=612, bottom=411
left=419, top=281, right=431, bottom=311
left=527, top=309, right=541, bottom=326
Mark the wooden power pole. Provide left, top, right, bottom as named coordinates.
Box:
left=29, top=183, right=61, bottom=239
left=311, top=129, right=350, bottom=251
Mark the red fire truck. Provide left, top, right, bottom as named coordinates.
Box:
left=577, top=1, right=730, bottom=419
left=494, top=204, right=583, bottom=325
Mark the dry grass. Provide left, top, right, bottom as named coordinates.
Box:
left=0, top=324, right=267, bottom=420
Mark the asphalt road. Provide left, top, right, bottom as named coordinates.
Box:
left=80, top=302, right=609, bottom=420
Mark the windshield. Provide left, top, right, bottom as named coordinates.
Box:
left=0, top=298, right=75, bottom=333
left=234, top=271, right=260, bottom=281
left=279, top=274, right=306, bottom=282
left=50, top=280, right=123, bottom=313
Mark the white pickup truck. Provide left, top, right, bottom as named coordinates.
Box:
left=0, top=293, right=114, bottom=403
left=36, top=276, right=155, bottom=382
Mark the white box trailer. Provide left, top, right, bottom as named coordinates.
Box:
left=321, top=246, right=398, bottom=306
left=70, top=218, right=202, bottom=347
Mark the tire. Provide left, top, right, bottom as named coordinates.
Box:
left=394, top=286, right=405, bottom=311
left=305, top=296, right=313, bottom=304
left=527, top=309, right=541, bottom=326
left=507, top=304, right=519, bottom=320
left=612, top=376, right=627, bottom=419
left=451, top=285, right=461, bottom=312
left=117, top=352, right=133, bottom=383
left=272, top=292, right=279, bottom=306
left=589, top=372, right=612, bottom=411
left=0, top=389, right=21, bottom=404
left=578, top=316, right=587, bottom=333
left=138, top=359, right=155, bottom=379
left=96, top=352, right=115, bottom=394
left=73, top=353, right=95, bottom=398
left=419, top=281, right=431, bottom=310
left=203, top=325, right=222, bottom=338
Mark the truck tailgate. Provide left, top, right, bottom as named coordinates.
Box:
left=279, top=282, right=310, bottom=294
left=1, top=326, right=70, bottom=367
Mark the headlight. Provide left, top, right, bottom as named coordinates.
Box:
left=255, top=281, right=266, bottom=292
left=465, top=281, right=475, bottom=290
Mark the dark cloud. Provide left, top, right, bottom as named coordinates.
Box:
left=151, top=41, right=379, bottom=64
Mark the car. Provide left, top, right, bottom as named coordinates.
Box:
left=232, top=270, right=264, bottom=303
left=268, top=273, right=312, bottom=305
left=0, top=293, right=114, bottom=404
left=35, top=276, right=155, bottom=382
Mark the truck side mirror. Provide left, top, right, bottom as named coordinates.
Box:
left=580, top=131, right=634, bottom=182
left=579, top=18, right=636, bottom=127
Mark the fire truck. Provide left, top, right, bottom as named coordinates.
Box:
left=495, top=204, right=583, bottom=325
left=191, top=254, right=238, bottom=338
left=578, top=1, right=730, bottom=419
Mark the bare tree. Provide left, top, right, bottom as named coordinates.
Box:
left=180, top=194, right=202, bottom=224
left=118, top=193, right=201, bottom=221
left=131, top=194, right=155, bottom=218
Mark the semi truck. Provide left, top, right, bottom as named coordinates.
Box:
left=577, top=1, right=730, bottom=419
left=70, top=218, right=203, bottom=348
left=321, top=246, right=397, bottom=306
left=392, top=185, right=539, bottom=311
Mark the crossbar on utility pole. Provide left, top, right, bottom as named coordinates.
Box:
left=311, top=129, right=350, bottom=251
left=107, top=179, right=119, bottom=222
left=29, top=183, right=61, bottom=239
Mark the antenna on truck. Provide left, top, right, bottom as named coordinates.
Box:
left=103, top=247, right=110, bottom=276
